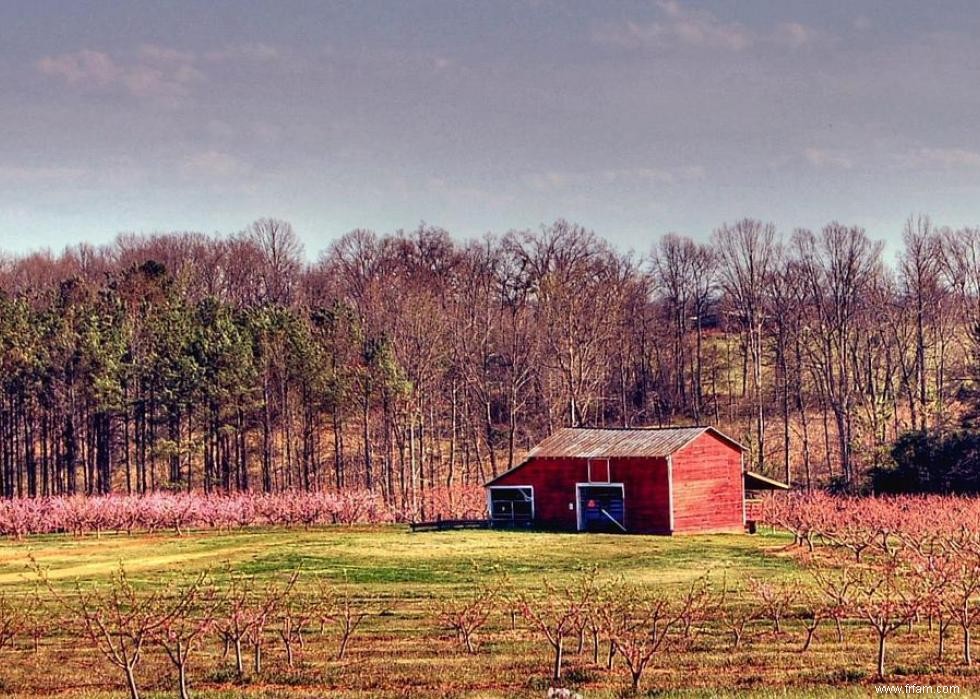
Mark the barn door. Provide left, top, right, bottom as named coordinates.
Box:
left=577, top=485, right=626, bottom=533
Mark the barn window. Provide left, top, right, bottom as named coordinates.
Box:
left=488, top=486, right=534, bottom=523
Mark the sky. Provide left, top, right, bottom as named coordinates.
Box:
left=3, top=0, right=980, bottom=259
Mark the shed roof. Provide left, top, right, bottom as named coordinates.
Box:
left=744, top=470, right=790, bottom=490
left=524, top=426, right=745, bottom=459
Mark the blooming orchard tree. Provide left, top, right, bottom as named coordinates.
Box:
left=0, top=487, right=487, bottom=539
left=0, top=497, right=46, bottom=539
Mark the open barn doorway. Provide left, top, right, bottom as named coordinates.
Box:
left=488, top=486, right=534, bottom=526
left=576, top=484, right=626, bottom=532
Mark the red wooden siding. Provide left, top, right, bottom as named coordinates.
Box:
left=669, top=431, right=744, bottom=533
left=491, top=456, right=672, bottom=533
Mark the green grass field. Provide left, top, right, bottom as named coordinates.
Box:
left=0, top=527, right=977, bottom=698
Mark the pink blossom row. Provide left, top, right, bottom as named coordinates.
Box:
left=759, top=491, right=980, bottom=551
left=0, top=486, right=488, bottom=539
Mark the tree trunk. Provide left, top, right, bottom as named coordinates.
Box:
left=552, top=637, right=563, bottom=681
left=125, top=665, right=140, bottom=699
left=802, top=623, right=817, bottom=652
left=178, top=663, right=190, bottom=699
left=877, top=633, right=886, bottom=679
left=965, top=625, right=972, bottom=666
left=234, top=638, right=244, bottom=676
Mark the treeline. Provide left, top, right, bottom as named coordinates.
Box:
left=1, top=216, right=978, bottom=500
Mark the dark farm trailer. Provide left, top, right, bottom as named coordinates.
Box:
left=485, top=426, right=768, bottom=534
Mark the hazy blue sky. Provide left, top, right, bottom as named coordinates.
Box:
left=3, top=0, right=980, bottom=257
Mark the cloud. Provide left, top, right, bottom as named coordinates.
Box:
left=593, top=2, right=820, bottom=53
left=204, top=43, right=279, bottom=63
left=37, top=46, right=204, bottom=103
left=593, top=0, right=751, bottom=51
left=181, top=150, right=253, bottom=179
left=0, top=165, right=89, bottom=185
left=803, top=147, right=853, bottom=170
left=902, top=147, right=980, bottom=170
left=521, top=166, right=704, bottom=191
left=138, top=44, right=196, bottom=65
left=425, top=177, right=514, bottom=207
left=773, top=22, right=815, bottom=49
left=251, top=122, right=283, bottom=145
left=803, top=145, right=980, bottom=172
left=37, top=50, right=121, bottom=86
left=0, top=158, right=145, bottom=189
left=206, top=119, right=238, bottom=140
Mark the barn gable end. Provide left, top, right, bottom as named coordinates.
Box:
left=669, top=430, right=745, bottom=533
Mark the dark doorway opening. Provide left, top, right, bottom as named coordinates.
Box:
left=577, top=484, right=626, bottom=532
left=489, top=486, right=534, bottom=526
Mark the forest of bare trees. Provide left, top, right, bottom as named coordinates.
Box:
left=1, top=216, right=978, bottom=502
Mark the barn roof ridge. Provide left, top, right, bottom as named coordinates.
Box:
left=555, top=425, right=710, bottom=430
left=530, top=425, right=744, bottom=458
left=558, top=424, right=746, bottom=449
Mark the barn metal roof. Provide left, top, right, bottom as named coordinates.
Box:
left=525, top=426, right=745, bottom=459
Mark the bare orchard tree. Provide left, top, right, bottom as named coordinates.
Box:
left=437, top=581, right=500, bottom=654
left=39, top=564, right=195, bottom=699
left=598, top=577, right=703, bottom=692
left=155, top=573, right=217, bottom=699
left=519, top=571, right=597, bottom=682
left=0, top=592, right=24, bottom=654
left=317, top=577, right=378, bottom=661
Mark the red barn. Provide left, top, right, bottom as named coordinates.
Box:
left=485, top=426, right=778, bottom=534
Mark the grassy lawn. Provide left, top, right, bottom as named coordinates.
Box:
left=0, top=526, right=798, bottom=591
left=0, top=526, right=977, bottom=697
